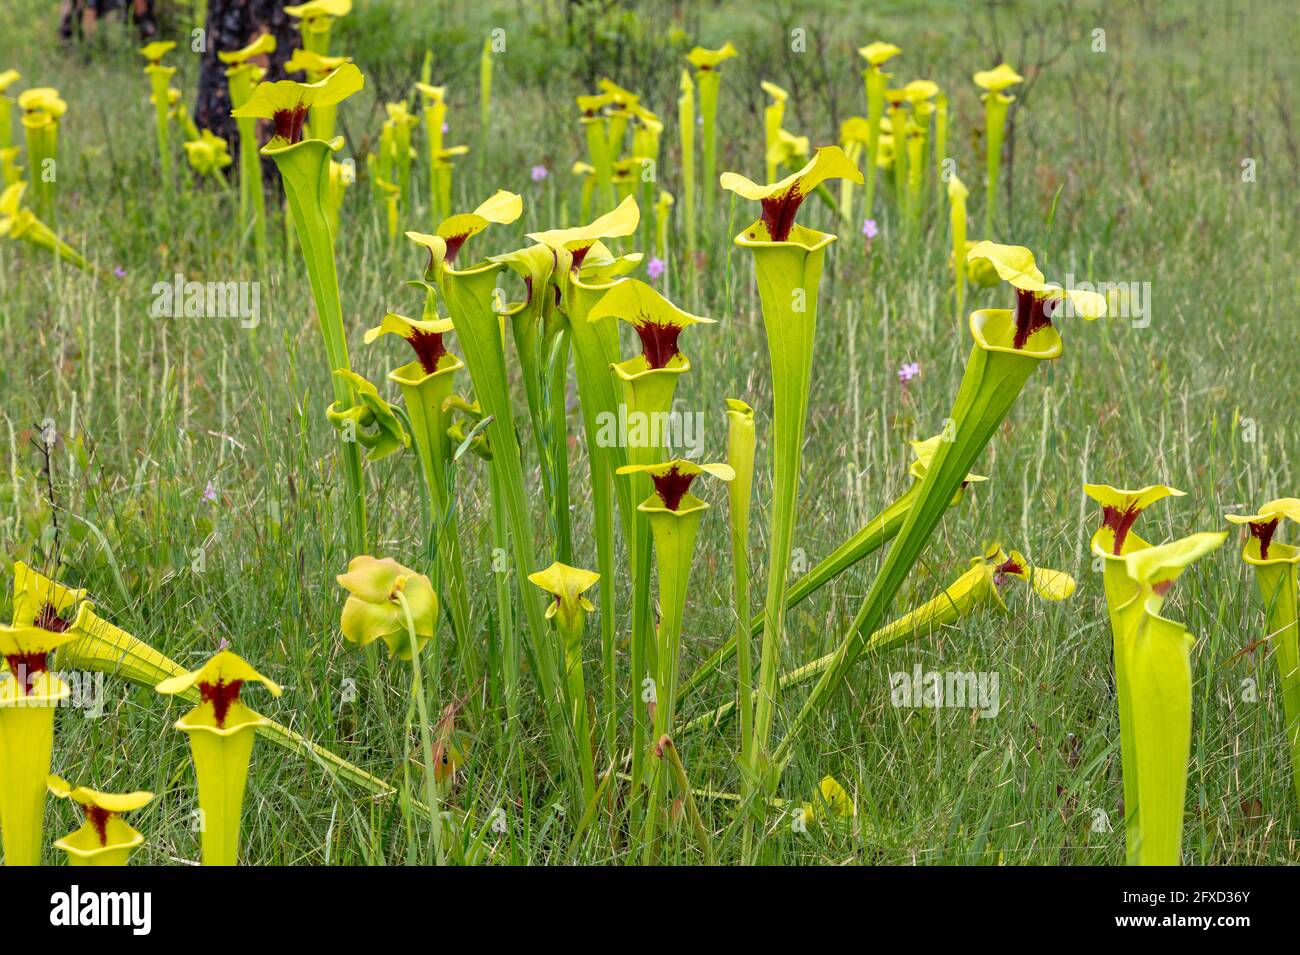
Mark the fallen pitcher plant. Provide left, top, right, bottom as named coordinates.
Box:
left=681, top=544, right=1075, bottom=736
left=679, top=432, right=987, bottom=702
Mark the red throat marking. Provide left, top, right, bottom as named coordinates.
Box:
left=35, top=602, right=72, bottom=632
left=272, top=104, right=310, bottom=143
left=650, top=466, right=697, bottom=511
left=1251, top=519, right=1280, bottom=560
left=1102, top=504, right=1142, bottom=555
left=199, top=679, right=245, bottom=728
left=1012, top=288, right=1054, bottom=350
left=5, top=650, right=49, bottom=695
left=759, top=187, right=804, bottom=243
left=407, top=329, right=447, bottom=375
left=86, top=805, right=113, bottom=846
left=633, top=317, right=683, bottom=369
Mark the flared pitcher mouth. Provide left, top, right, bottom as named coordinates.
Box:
left=733, top=219, right=836, bottom=254
left=969, top=307, right=1062, bottom=360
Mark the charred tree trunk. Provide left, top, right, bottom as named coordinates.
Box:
left=194, top=0, right=299, bottom=182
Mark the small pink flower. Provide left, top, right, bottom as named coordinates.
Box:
left=530, top=164, right=549, bottom=183
left=897, top=361, right=920, bottom=384
left=113, top=265, right=127, bottom=278
left=202, top=480, right=218, bottom=503
left=441, top=121, right=449, bottom=133
left=862, top=218, right=879, bottom=239
left=647, top=256, right=666, bottom=280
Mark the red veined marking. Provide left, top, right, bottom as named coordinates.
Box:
left=1012, top=288, right=1054, bottom=350
left=1250, top=519, right=1280, bottom=560
left=1102, top=504, right=1142, bottom=555
left=35, top=602, right=72, bottom=632
left=5, top=650, right=48, bottom=695
left=272, top=103, right=310, bottom=143
left=759, top=186, right=803, bottom=243
left=632, top=316, right=683, bottom=369
left=86, top=805, right=113, bottom=846
left=407, top=328, right=447, bottom=375
left=442, top=232, right=470, bottom=263
left=199, top=679, right=245, bottom=729
left=649, top=465, right=697, bottom=511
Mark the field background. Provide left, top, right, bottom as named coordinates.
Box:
left=1, top=0, right=1297, bottom=864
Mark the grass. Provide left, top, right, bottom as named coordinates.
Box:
left=1, top=0, right=1297, bottom=864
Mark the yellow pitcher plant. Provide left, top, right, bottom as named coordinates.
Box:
left=973, top=62, right=1023, bottom=237
left=857, top=41, right=901, bottom=218
left=528, top=562, right=601, bottom=803
left=220, top=33, right=275, bottom=264
left=284, top=0, right=352, bottom=57
left=1226, top=499, right=1300, bottom=808
left=617, top=458, right=734, bottom=860
left=139, top=42, right=177, bottom=181
left=155, top=650, right=283, bottom=865
left=720, top=145, right=862, bottom=790
left=1108, top=532, right=1226, bottom=864
left=232, top=62, right=368, bottom=553
left=687, top=41, right=737, bottom=223
left=17, top=86, right=66, bottom=221
left=0, top=69, right=19, bottom=153
left=48, top=776, right=153, bottom=866
left=0, top=604, right=87, bottom=865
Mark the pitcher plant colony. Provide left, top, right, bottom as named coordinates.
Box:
left=0, top=1, right=1293, bottom=867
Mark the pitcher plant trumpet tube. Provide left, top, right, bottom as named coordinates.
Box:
left=677, top=70, right=696, bottom=254
left=139, top=42, right=177, bottom=182
left=284, top=0, right=352, bottom=57
left=529, top=562, right=601, bottom=803
left=17, top=86, right=66, bottom=222
left=365, top=307, right=472, bottom=658
left=720, top=145, right=862, bottom=778
left=1084, top=481, right=1185, bottom=853
left=232, top=62, right=368, bottom=553
left=47, top=776, right=153, bottom=867
left=1106, top=532, right=1226, bottom=865
left=0, top=69, right=18, bottom=153
left=857, top=41, right=901, bottom=218
left=155, top=650, right=283, bottom=866
left=972, top=62, right=1023, bottom=237
left=1225, top=499, right=1300, bottom=808
left=687, top=42, right=737, bottom=226
left=0, top=607, right=86, bottom=865
left=617, top=459, right=734, bottom=860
